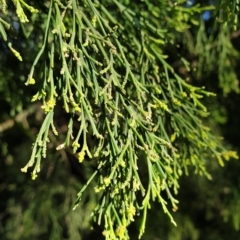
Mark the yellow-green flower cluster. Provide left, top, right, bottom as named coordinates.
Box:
left=172, top=97, right=181, bottom=106
left=103, top=177, right=111, bottom=187
left=28, top=77, right=35, bottom=85
left=15, top=1, right=28, bottom=22
left=41, top=98, right=56, bottom=113
left=222, top=150, right=238, bottom=161
left=71, top=100, right=81, bottom=113
left=115, top=225, right=126, bottom=239
left=154, top=99, right=169, bottom=111
left=77, top=148, right=85, bottom=162
left=31, top=172, right=37, bottom=180
left=171, top=132, right=177, bottom=142
left=94, top=177, right=112, bottom=193
left=72, top=141, right=80, bottom=153
left=94, top=185, right=105, bottom=193
left=181, top=91, right=187, bottom=97
left=13, top=0, right=38, bottom=23
left=126, top=203, right=136, bottom=222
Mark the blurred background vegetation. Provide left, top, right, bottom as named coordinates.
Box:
left=0, top=0, right=240, bottom=239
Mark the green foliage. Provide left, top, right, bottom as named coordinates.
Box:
left=0, top=0, right=240, bottom=239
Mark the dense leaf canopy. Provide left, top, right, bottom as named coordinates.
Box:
left=0, top=1, right=240, bottom=239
